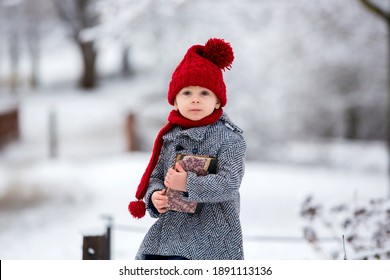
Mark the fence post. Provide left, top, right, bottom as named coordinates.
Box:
left=11, top=108, right=19, bottom=140
left=125, top=112, right=138, bottom=152
left=82, top=235, right=109, bottom=260
left=49, top=107, right=58, bottom=158
left=0, top=106, right=19, bottom=149
left=102, top=215, right=113, bottom=260
left=82, top=215, right=113, bottom=260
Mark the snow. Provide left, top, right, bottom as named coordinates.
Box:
left=0, top=81, right=387, bottom=260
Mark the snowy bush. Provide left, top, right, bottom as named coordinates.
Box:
left=301, top=195, right=390, bottom=259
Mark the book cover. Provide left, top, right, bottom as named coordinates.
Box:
left=165, top=154, right=217, bottom=214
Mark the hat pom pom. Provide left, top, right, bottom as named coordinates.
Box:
left=204, top=38, right=234, bottom=70
left=128, top=199, right=146, bottom=219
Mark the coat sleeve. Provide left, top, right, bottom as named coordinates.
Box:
left=144, top=150, right=166, bottom=218
left=185, top=133, right=246, bottom=203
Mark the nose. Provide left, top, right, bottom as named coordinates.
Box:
left=191, top=97, right=200, bottom=103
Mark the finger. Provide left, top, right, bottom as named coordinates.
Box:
left=157, top=202, right=168, bottom=212
left=155, top=194, right=167, bottom=201
left=158, top=208, right=168, bottom=214
left=175, top=162, right=185, bottom=173
left=157, top=190, right=165, bottom=195
left=156, top=194, right=168, bottom=203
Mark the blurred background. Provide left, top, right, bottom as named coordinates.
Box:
left=0, top=0, right=389, bottom=260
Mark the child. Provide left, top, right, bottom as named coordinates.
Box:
left=128, top=38, right=246, bottom=260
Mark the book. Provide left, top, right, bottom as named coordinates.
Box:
left=165, top=154, right=217, bottom=214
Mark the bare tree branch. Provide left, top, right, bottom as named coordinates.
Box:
left=358, top=0, right=390, bottom=23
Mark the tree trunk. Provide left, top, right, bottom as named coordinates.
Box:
left=78, top=41, right=97, bottom=89
left=27, top=30, right=40, bottom=89
left=121, top=45, right=134, bottom=77
left=387, top=21, right=390, bottom=197
left=358, top=0, right=390, bottom=197
left=54, top=0, right=99, bottom=90
left=9, top=31, right=20, bottom=94
left=345, top=106, right=359, bottom=139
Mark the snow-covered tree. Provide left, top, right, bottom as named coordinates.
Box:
left=0, top=0, right=57, bottom=92
left=89, top=0, right=189, bottom=75
left=1, top=0, right=23, bottom=93
left=53, top=0, right=100, bottom=89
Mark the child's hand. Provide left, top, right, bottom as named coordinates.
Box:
left=151, top=190, right=169, bottom=214
left=164, top=162, right=187, bottom=192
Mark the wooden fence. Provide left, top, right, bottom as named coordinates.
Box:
left=82, top=216, right=112, bottom=260
left=0, top=106, right=19, bottom=149
left=82, top=216, right=390, bottom=260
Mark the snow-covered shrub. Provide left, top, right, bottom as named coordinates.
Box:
left=301, top=195, right=390, bottom=259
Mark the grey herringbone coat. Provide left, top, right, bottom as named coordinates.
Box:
left=135, top=113, right=246, bottom=260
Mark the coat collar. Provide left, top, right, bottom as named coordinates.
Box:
left=220, top=113, right=243, bottom=133
left=163, top=125, right=208, bottom=142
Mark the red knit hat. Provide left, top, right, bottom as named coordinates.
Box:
left=168, top=38, right=234, bottom=107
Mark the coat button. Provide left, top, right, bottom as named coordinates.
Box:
left=192, top=147, right=198, bottom=154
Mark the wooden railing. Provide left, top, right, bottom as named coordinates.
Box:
left=0, top=106, right=19, bottom=149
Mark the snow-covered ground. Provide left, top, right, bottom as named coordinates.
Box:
left=0, top=83, right=387, bottom=260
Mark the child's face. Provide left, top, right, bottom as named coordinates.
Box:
left=174, top=86, right=221, bottom=121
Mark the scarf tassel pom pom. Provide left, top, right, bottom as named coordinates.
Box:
left=128, top=200, right=146, bottom=219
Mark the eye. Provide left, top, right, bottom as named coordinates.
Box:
left=201, top=90, right=210, bottom=96
left=182, top=90, right=191, bottom=96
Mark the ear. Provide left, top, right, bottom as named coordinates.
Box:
left=215, top=102, right=221, bottom=109
left=174, top=99, right=179, bottom=110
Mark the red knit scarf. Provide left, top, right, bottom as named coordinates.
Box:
left=128, top=108, right=223, bottom=218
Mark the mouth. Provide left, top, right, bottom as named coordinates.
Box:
left=189, top=109, right=202, bottom=112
